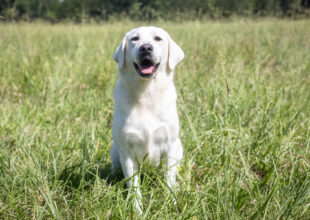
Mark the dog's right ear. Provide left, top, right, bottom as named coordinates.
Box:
left=113, top=34, right=127, bottom=70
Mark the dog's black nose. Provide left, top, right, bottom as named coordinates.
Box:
left=139, top=44, right=153, bottom=55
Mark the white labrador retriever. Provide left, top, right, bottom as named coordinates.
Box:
left=111, top=26, right=184, bottom=214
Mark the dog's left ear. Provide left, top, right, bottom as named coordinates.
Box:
left=113, top=34, right=127, bottom=70
left=168, top=34, right=184, bottom=71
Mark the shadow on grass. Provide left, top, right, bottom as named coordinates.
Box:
left=56, top=158, right=168, bottom=194
left=56, top=161, right=125, bottom=191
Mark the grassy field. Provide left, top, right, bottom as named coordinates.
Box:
left=0, top=20, right=309, bottom=219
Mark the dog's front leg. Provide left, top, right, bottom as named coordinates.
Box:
left=120, top=153, right=143, bottom=214
left=166, top=138, right=183, bottom=189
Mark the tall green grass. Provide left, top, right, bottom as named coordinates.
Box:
left=0, top=20, right=309, bottom=219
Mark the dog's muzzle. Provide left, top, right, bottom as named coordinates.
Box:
left=134, top=44, right=160, bottom=78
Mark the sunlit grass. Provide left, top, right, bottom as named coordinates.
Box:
left=0, top=20, right=309, bottom=219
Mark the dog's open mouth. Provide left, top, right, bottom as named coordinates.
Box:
left=134, top=59, right=160, bottom=78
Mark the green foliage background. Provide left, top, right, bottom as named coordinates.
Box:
left=1, top=0, right=310, bottom=21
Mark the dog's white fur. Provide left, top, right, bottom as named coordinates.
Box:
left=111, top=26, right=184, bottom=213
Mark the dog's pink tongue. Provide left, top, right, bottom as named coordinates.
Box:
left=140, top=65, right=154, bottom=74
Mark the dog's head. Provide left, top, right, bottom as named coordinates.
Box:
left=114, top=26, right=184, bottom=79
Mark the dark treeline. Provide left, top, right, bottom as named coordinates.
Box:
left=1, top=0, right=310, bottom=22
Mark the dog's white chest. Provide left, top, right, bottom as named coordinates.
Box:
left=123, top=110, right=171, bottom=166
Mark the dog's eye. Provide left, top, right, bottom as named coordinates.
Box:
left=131, top=36, right=139, bottom=41
left=154, top=36, right=162, bottom=41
